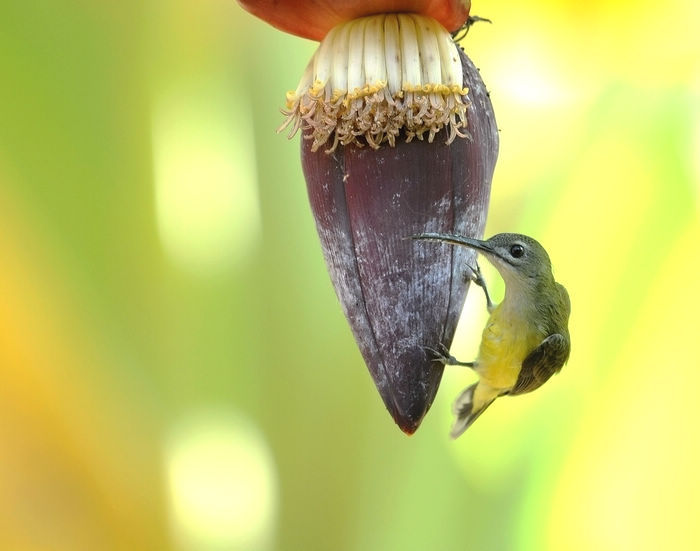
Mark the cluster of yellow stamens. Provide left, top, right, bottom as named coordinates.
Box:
left=279, top=13, right=470, bottom=152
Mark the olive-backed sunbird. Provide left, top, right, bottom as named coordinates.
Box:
left=413, top=233, right=571, bottom=438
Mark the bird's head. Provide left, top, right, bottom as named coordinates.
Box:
left=412, top=232, right=553, bottom=287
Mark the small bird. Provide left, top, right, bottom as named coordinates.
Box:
left=412, top=232, right=571, bottom=438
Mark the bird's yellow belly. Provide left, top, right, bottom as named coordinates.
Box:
left=476, top=313, right=539, bottom=391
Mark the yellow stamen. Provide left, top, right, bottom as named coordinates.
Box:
left=279, top=13, right=471, bottom=152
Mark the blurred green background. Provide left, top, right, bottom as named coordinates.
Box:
left=1, top=0, right=699, bottom=549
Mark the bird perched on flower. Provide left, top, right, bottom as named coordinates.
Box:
left=413, top=232, right=571, bottom=438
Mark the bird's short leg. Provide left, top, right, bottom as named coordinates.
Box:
left=467, top=262, right=494, bottom=313
left=423, top=343, right=475, bottom=368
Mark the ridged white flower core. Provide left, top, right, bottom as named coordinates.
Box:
left=279, top=13, right=470, bottom=152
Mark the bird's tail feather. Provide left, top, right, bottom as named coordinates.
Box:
left=450, top=382, right=497, bottom=439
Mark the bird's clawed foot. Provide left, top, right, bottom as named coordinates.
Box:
left=467, top=262, right=486, bottom=287
left=451, top=15, right=493, bottom=42
left=467, top=262, right=494, bottom=312
left=423, top=343, right=475, bottom=368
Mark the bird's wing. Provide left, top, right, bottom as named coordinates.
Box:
left=510, top=333, right=570, bottom=395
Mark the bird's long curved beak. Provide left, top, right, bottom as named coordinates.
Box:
left=411, top=232, right=494, bottom=254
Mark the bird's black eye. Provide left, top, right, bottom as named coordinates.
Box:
left=510, top=244, right=525, bottom=258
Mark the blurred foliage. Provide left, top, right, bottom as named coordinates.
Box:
left=1, top=0, right=699, bottom=550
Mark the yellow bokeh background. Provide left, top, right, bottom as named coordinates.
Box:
left=1, top=0, right=699, bottom=549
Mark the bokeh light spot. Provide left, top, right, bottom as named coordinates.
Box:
left=164, top=409, right=277, bottom=551
left=152, top=78, right=261, bottom=276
